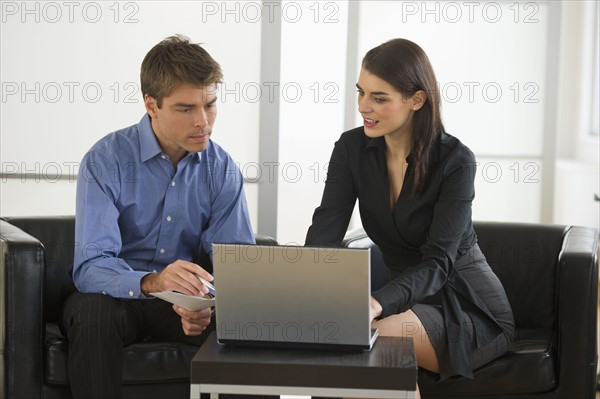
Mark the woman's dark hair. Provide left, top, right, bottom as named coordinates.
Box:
left=362, top=38, right=444, bottom=195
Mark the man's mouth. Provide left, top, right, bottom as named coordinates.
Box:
left=190, top=134, right=209, bottom=143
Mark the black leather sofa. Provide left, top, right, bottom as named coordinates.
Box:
left=343, top=221, right=599, bottom=399
left=1, top=216, right=598, bottom=398
left=0, top=216, right=277, bottom=399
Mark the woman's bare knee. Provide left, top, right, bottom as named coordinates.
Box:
left=373, top=310, right=439, bottom=373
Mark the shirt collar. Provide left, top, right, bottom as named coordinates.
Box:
left=366, top=135, right=385, bottom=150
left=138, top=113, right=203, bottom=163
left=365, top=134, right=413, bottom=163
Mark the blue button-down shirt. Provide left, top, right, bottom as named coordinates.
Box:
left=73, top=114, right=255, bottom=299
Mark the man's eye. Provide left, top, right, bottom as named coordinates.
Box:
left=178, top=109, right=191, bottom=113
left=356, top=89, right=364, bottom=96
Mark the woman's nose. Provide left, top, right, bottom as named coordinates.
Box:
left=358, top=96, right=371, bottom=114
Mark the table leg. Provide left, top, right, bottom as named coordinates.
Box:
left=191, top=384, right=221, bottom=399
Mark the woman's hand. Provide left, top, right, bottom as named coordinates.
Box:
left=370, top=296, right=383, bottom=322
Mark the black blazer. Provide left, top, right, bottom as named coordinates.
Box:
left=306, top=127, right=514, bottom=379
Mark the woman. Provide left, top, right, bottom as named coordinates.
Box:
left=305, top=39, right=515, bottom=389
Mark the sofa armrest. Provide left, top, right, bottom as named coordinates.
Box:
left=556, top=225, right=599, bottom=398
left=0, top=219, right=45, bottom=399
left=255, top=234, right=278, bottom=246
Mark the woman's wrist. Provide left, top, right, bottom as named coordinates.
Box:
left=370, top=296, right=383, bottom=320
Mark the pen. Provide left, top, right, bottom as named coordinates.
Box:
left=196, top=275, right=215, bottom=292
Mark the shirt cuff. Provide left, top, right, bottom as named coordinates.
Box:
left=116, top=271, right=151, bottom=299
left=372, top=285, right=403, bottom=319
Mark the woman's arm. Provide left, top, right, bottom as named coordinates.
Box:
left=305, top=134, right=358, bottom=247
left=372, top=146, right=478, bottom=317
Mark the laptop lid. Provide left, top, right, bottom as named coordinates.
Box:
left=212, top=243, right=377, bottom=350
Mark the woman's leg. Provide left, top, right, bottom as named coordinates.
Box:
left=372, top=309, right=439, bottom=373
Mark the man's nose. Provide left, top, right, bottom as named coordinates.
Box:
left=195, top=109, right=208, bottom=128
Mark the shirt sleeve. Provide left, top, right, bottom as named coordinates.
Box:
left=73, top=150, right=150, bottom=299
left=372, top=148, right=478, bottom=317
left=305, top=134, right=357, bottom=246
left=200, top=153, right=255, bottom=261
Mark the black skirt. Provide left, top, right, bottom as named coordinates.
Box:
left=397, top=244, right=514, bottom=375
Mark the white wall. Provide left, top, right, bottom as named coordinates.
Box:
left=352, top=1, right=550, bottom=227
left=1, top=0, right=598, bottom=241
left=553, top=0, right=600, bottom=229
left=276, top=1, right=349, bottom=245
left=0, top=1, right=262, bottom=226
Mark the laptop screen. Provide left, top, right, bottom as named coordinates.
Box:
left=212, top=243, right=375, bottom=350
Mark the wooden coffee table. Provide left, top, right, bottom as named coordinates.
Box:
left=190, top=332, right=417, bottom=398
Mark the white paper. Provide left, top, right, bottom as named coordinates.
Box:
left=150, top=291, right=215, bottom=311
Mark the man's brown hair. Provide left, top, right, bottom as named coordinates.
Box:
left=140, top=34, right=223, bottom=107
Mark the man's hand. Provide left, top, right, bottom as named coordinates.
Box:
left=140, top=260, right=213, bottom=297
left=172, top=305, right=212, bottom=336
left=140, top=260, right=215, bottom=336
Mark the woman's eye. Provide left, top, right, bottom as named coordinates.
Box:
left=373, top=98, right=385, bottom=103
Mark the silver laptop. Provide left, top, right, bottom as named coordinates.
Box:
left=212, top=243, right=379, bottom=351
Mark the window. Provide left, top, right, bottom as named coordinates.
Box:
left=591, top=1, right=599, bottom=136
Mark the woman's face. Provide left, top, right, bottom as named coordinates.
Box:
left=356, top=68, right=421, bottom=139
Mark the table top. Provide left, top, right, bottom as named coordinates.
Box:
left=191, top=332, right=417, bottom=391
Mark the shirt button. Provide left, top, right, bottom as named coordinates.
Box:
left=161, top=155, right=167, bottom=160
left=128, top=290, right=134, bottom=297
left=160, top=248, right=165, bottom=254
left=101, top=291, right=106, bottom=295
left=166, top=216, right=172, bottom=222
left=152, top=269, right=157, bottom=273
left=171, top=181, right=176, bottom=187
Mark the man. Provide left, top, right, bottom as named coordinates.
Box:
left=61, top=35, right=255, bottom=398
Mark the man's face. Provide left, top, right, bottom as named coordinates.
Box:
left=144, top=83, right=217, bottom=163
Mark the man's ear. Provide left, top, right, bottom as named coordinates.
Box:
left=144, top=94, right=158, bottom=117
left=411, top=90, right=427, bottom=111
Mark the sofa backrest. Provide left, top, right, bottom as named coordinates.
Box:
left=342, top=232, right=390, bottom=292
left=3, top=216, right=569, bottom=331
left=473, top=221, right=567, bottom=330
left=2, top=216, right=280, bottom=325
left=2, top=216, right=76, bottom=324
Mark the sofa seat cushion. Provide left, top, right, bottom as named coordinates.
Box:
left=44, top=324, right=199, bottom=386
left=419, top=328, right=556, bottom=396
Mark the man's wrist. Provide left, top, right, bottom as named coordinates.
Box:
left=140, top=273, right=157, bottom=296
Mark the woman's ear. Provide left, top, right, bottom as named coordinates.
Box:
left=411, top=90, right=427, bottom=111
